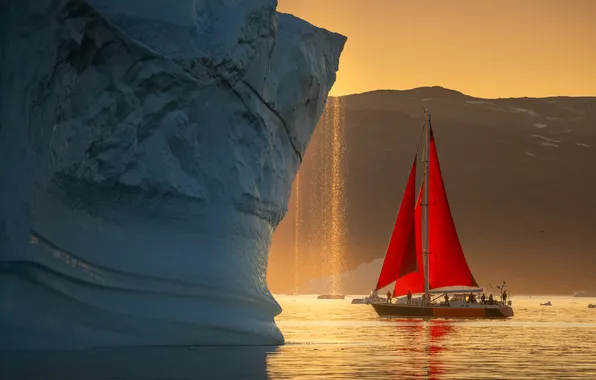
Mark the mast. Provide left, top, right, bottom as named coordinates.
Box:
left=422, top=110, right=431, bottom=302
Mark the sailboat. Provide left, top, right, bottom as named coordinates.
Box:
left=370, top=110, right=514, bottom=319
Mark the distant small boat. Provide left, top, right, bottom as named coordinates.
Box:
left=588, top=304, right=595, bottom=309
left=541, top=301, right=552, bottom=306
left=317, top=294, right=345, bottom=300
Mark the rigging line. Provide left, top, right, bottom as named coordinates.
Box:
left=414, top=116, right=426, bottom=158
left=413, top=112, right=428, bottom=193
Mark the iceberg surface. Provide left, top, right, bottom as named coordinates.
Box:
left=0, top=0, right=345, bottom=349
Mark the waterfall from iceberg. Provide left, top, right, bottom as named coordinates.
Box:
left=0, top=0, right=345, bottom=349
left=290, top=98, right=348, bottom=295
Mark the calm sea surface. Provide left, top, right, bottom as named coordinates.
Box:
left=271, top=295, right=596, bottom=379
left=2, top=295, right=595, bottom=379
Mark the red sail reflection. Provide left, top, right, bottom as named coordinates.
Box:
left=391, top=319, right=455, bottom=379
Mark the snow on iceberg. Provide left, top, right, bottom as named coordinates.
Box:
left=0, top=0, right=345, bottom=349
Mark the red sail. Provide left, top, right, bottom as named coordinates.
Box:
left=393, top=188, right=424, bottom=296
left=375, top=158, right=418, bottom=290
left=427, top=125, right=479, bottom=289
left=385, top=120, right=479, bottom=296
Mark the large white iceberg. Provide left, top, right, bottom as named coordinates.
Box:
left=0, top=0, right=345, bottom=349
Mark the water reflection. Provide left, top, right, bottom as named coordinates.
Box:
left=386, top=319, right=454, bottom=379
left=0, top=346, right=272, bottom=380
left=2, top=296, right=596, bottom=379
left=427, top=321, right=453, bottom=379
left=269, top=295, right=596, bottom=379
left=267, top=318, right=460, bottom=379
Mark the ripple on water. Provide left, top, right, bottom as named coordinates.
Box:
left=267, top=295, right=596, bottom=379
left=1, top=295, right=594, bottom=379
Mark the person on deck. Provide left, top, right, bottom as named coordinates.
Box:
left=386, top=290, right=392, bottom=304
left=468, top=292, right=476, bottom=304
left=444, top=293, right=450, bottom=306
left=407, top=290, right=412, bottom=304
left=481, top=293, right=486, bottom=304
left=502, top=290, right=508, bottom=304
left=488, top=293, right=494, bottom=304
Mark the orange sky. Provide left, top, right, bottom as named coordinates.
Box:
left=278, top=0, right=596, bottom=98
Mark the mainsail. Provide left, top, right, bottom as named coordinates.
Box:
left=426, top=127, right=478, bottom=289
left=377, top=119, right=478, bottom=296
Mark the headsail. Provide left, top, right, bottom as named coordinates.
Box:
left=427, top=125, right=479, bottom=289
left=375, top=158, right=418, bottom=291
left=392, top=187, right=425, bottom=296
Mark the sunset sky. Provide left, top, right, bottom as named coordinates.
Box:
left=278, top=0, right=596, bottom=98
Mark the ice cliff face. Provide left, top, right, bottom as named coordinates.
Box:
left=0, top=0, right=345, bottom=349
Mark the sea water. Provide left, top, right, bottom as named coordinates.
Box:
left=1, top=295, right=595, bottom=379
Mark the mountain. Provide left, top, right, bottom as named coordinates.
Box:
left=269, top=87, right=596, bottom=295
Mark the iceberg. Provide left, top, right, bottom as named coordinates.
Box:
left=0, top=0, right=345, bottom=349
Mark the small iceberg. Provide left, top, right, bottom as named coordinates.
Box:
left=317, top=294, right=345, bottom=300
left=574, top=290, right=596, bottom=297
left=541, top=301, right=552, bottom=306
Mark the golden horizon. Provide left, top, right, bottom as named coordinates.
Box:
left=278, top=0, right=596, bottom=99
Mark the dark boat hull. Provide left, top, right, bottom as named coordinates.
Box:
left=371, top=303, right=514, bottom=319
